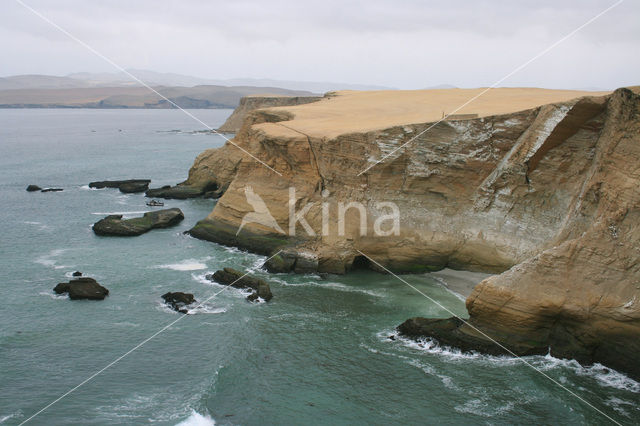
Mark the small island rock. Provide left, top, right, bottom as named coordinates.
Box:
left=92, top=208, right=184, bottom=236
left=207, top=267, right=273, bottom=302
left=162, top=292, right=196, bottom=314
left=54, top=277, right=109, bottom=300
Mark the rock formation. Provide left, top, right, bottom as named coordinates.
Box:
left=145, top=183, right=218, bottom=199
left=26, top=185, right=41, bottom=192
left=180, top=86, right=640, bottom=378
left=54, top=277, right=109, bottom=300
left=89, top=179, right=151, bottom=193
left=92, top=208, right=184, bottom=236
left=217, top=95, right=322, bottom=133
left=161, top=292, right=196, bottom=313
left=207, top=268, right=273, bottom=302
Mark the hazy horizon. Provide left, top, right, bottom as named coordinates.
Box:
left=2, top=0, right=638, bottom=91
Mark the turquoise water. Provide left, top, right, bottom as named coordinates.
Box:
left=0, top=109, right=638, bottom=425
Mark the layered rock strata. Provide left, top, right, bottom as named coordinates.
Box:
left=182, top=86, right=639, bottom=378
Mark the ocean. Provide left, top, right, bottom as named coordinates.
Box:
left=0, top=109, right=638, bottom=425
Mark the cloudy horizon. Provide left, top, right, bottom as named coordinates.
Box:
left=2, top=0, right=638, bottom=90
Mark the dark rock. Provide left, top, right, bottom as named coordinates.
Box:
left=188, top=218, right=290, bottom=256
left=92, top=208, right=184, bottom=236
left=207, top=267, right=273, bottom=302
left=263, top=250, right=318, bottom=274
left=397, top=317, right=544, bottom=357
left=203, top=188, right=225, bottom=199
left=26, top=185, right=42, bottom=192
left=263, top=251, right=297, bottom=273
left=53, top=277, right=109, bottom=300
left=145, top=184, right=204, bottom=199
left=118, top=181, right=150, bottom=193
left=293, top=256, right=319, bottom=274
left=162, top=292, right=196, bottom=314
left=72, top=271, right=82, bottom=277
left=88, top=179, right=151, bottom=192
left=41, top=188, right=63, bottom=192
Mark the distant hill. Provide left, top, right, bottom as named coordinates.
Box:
left=0, top=69, right=396, bottom=92
left=0, top=69, right=401, bottom=108
left=0, top=85, right=316, bottom=109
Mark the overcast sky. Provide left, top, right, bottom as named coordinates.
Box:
left=1, top=0, right=638, bottom=89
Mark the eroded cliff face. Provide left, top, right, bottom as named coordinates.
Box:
left=187, top=87, right=640, bottom=378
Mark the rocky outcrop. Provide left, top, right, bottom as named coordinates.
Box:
left=183, top=86, right=640, bottom=378
left=218, top=95, right=322, bottom=133
left=89, top=179, right=150, bottom=193
left=92, top=208, right=184, bottom=236
left=54, top=277, right=109, bottom=300
left=207, top=268, right=273, bottom=302
left=162, top=292, right=196, bottom=313
left=26, top=185, right=41, bottom=192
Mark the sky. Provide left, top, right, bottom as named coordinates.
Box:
left=1, top=0, right=638, bottom=90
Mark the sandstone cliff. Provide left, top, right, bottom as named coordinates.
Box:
left=217, top=95, right=322, bottom=133
left=185, top=87, right=640, bottom=378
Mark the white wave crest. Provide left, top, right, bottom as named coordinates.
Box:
left=35, top=249, right=71, bottom=269
left=91, top=211, right=148, bottom=216
left=175, top=411, right=215, bottom=426
left=39, top=291, right=67, bottom=300
left=156, top=259, right=208, bottom=271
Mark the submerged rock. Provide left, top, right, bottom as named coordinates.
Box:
left=54, top=277, right=109, bottom=300
left=162, top=292, right=196, bottom=314
left=88, top=179, right=151, bottom=193
left=92, top=208, right=184, bottom=236
left=207, top=267, right=273, bottom=302
left=41, top=188, right=63, bottom=192
left=26, top=185, right=42, bottom=192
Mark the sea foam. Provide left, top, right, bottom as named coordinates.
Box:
left=156, top=259, right=208, bottom=271
left=175, top=410, right=215, bottom=425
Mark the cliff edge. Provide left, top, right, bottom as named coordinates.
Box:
left=217, top=94, right=322, bottom=133
left=186, top=86, right=640, bottom=378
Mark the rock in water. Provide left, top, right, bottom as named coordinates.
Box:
left=207, top=268, right=273, bottom=302
left=26, top=185, right=41, bottom=192
left=162, top=292, right=196, bottom=314
left=145, top=184, right=210, bottom=199
left=92, top=208, right=184, bottom=236
left=72, top=271, right=82, bottom=277
left=118, top=181, right=150, bottom=193
left=41, top=188, right=63, bottom=192
left=53, top=277, right=109, bottom=300
left=88, top=179, right=151, bottom=193
left=396, top=317, right=523, bottom=356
